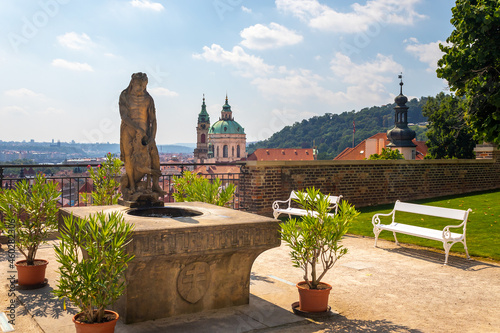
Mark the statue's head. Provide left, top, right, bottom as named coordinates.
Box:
left=129, top=72, right=148, bottom=94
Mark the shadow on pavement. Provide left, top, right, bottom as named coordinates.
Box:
left=318, top=316, right=425, bottom=333
left=17, top=285, right=78, bottom=319
left=381, top=245, right=500, bottom=270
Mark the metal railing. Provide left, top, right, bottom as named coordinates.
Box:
left=0, top=162, right=246, bottom=210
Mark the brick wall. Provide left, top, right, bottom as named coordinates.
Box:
left=240, top=150, right=500, bottom=216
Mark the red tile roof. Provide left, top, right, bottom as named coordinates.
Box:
left=333, top=133, right=428, bottom=160
left=193, top=165, right=241, bottom=177
left=79, top=180, right=93, bottom=193
left=247, top=148, right=315, bottom=161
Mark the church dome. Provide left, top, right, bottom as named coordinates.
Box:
left=394, top=93, right=408, bottom=105
left=209, top=120, right=245, bottom=134
left=208, top=95, right=245, bottom=135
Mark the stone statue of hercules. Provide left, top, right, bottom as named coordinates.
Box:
left=119, top=72, right=165, bottom=201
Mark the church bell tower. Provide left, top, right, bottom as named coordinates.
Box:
left=194, top=95, right=210, bottom=163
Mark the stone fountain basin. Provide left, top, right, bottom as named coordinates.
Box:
left=59, top=202, right=280, bottom=324
left=127, top=206, right=204, bottom=220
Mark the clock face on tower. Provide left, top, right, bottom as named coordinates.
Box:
left=201, top=124, right=206, bottom=129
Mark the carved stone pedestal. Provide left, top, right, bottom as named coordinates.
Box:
left=60, top=202, right=280, bottom=324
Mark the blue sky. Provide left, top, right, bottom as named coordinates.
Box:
left=0, top=0, right=455, bottom=145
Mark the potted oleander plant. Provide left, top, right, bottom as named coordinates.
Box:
left=279, top=187, right=359, bottom=313
left=52, top=211, right=134, bottom=333
left=0, top=173, right=59, bottom=287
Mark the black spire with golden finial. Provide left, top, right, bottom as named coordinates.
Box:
left=387, top=73, right=416, bottom=148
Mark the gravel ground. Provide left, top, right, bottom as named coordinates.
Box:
left=1, top=235, right=500, bottom=333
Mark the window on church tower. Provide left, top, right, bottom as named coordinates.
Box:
left=217, top=146, right=219, bottom=157
left=201, top=133, right=206, bottom=143
left=237, top=145, right=240, bottom=158
left=223, top=145, right=228, bottom=158
left=232, top=146, right=234, bottom=157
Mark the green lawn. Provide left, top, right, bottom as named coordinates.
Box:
left=349, top=190, right=500, bottom=261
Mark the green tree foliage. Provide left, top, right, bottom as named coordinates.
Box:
left=367, top=148, right=404, bottom=160
left=172, top=171, right=236, bottom=207
left=248, top=98, right=428, bottom=159
left=423, top=93, right=476, bottom=159
left=437, top=0, right=500, bottom=146
left=82, top=153, right=123, bottom=206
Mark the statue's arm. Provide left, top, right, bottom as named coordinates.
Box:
left=148, top=96, right=157, bottom=140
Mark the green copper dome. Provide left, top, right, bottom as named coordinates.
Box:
left=209, top=120, right=245, bottom=134
left=208, top=95, right=245, bottom=134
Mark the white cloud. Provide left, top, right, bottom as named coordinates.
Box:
left=194, top=41, right=402, bottom=107
left=240, top=23, right=303, bottom=50
left=39, top=107, right=65, bottom=116
left=329, top=52, right=403, bottom=104
left=51, top=59, right=94, bottom=72
left=276, top=0, right=426, bottom=33
left=149, top=87, right=178, bottom=97
left=241, top=6, right=252, bottom=13
left=130, top=0, right=164, bottom=11
left=252, top=107, right=317, bottom=141
left=193, top=44, right=274, bottom=77
left=0, top=105, right=28, bottom=116
left=4, top=88, right=45, bottom=99
left=252, top=68, right=340, bottom=104
left=405, top=38, right=447, bottom=72
left=57, top=32, right=94, bottom=50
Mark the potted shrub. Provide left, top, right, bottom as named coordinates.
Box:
left=52, top=211, right=134, bottom=333
left=279, top=187, right=359, bottom=313
left=0, top=173, right=59, bottom=287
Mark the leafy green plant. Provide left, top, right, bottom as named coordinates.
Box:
left=280, top=187, right=359, bottom=289
left=0, top=173, right=59, bottom=265
left=172, top=171, right=236, bottom=207
left=52, top=211, right=134, bottom=324
left=82, top=153, right=123, bottom=206
left=368, top=147, right=405, bottom=160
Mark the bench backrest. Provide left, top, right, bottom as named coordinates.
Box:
left=289, top=191, right=342, bottom=210
left=394, top=200, right=470, bottom=221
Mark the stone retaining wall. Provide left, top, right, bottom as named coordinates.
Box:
left=240, top=151, right=500, bottom=216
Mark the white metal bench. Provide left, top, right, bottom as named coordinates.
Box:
left=372, top=200, right=472, bottom=265
left=272, top=191, right=342, bottom=219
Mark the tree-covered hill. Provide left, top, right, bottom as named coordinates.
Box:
left=248, top=97, right=429, bottom=160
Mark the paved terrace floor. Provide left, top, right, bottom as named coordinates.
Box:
left=1, top=235, right=499, bottom=333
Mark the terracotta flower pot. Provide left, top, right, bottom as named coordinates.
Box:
left=296, top=281, right=332, bottom=313
left=15, top=259, right=48, bottom=287
left=72, top=310, right=119, bottom=333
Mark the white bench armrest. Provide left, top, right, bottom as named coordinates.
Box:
left=372, top=211, right=394, bottom=226
left=272, top=199, right=291, bottom=210
left=442, top=222, right=466, bottom=240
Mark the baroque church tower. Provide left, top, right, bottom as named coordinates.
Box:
left=194, top=95, right=210, bottom=163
